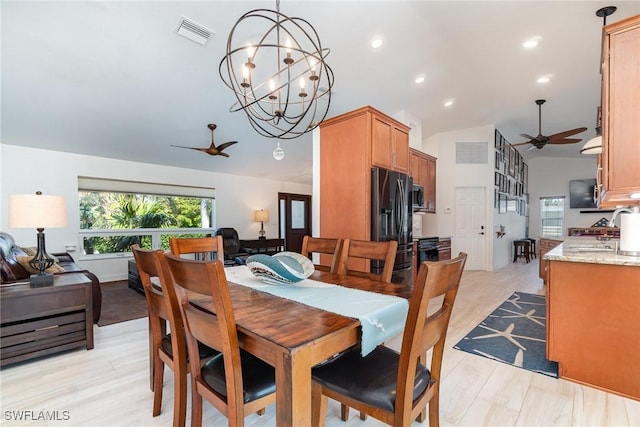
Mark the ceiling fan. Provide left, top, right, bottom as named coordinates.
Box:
left=512, top=100, right=587, bottom=150
left=171, top=123, right=238, bottom=158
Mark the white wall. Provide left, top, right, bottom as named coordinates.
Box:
left=422, top=124, right=508, bottom=271
left=0, top=144, right=311, bottom=282
left=528, top=156, right=599, bottom=238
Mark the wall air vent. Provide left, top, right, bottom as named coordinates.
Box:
left=176, top=17, right=214, bottom=46
left=456, top=141, right=488, bottom=164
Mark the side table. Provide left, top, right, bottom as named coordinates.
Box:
left=240, top=238, right=285, bottom=255
left=0, top=273, right=94, bottom=367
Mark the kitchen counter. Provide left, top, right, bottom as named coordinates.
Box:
left=545, top=237, right=640, bottom=401
left=544, top=236, right=640, bottom=267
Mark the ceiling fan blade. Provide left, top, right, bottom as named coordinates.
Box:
left=216, top=141, right=238, bottom=151
left=548, top=138, right=583, bottom=145
left=548, top=127, right=587, bottom=140
left=171, top=144, right=202, bottom=151
left=512, top=141, right=534, bottom=147
left=519, top=133, right=536, bottom=141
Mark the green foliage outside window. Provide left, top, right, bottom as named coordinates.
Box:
left=79, top=191, right=213, bottom=254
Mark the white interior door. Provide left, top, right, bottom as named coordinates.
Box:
left=455, top=187, right=486, bottom=270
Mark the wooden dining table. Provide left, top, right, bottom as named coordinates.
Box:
left=190, top=269, right=411, bottom=426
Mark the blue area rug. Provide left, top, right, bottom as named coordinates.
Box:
left=454, top=291, right=558, bottom=378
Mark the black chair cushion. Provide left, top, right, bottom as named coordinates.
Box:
left=312, top=345, right=431, bottom=412
left=161, top=334, right=219, bottom=360
left=201, top=350, right=276, bottom=403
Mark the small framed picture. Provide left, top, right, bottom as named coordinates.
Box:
left=499, top=194, right=507, bottom=214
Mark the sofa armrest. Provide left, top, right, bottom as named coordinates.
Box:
left=51, top=252, right=75, bottom=264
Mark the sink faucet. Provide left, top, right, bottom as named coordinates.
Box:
left=609, top=206, right=639, bottom=227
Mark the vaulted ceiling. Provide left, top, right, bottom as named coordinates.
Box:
left=3, top=1, right=639, bottom=185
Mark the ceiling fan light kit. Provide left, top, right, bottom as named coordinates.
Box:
left=219, top=0, right=334, bottom=140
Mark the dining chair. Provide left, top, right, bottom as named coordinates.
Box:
left=131, top=245, right=218, bottom=427
left=311, top=252, right=468, bottom=427
left=164, top=254, right=277, bottom=427
left=301, top=235, right=343, bottom=272
left=336, top=239, right=398, bottom=282
left=169, top=236, right=225, bottom=262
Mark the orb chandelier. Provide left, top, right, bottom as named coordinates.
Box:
left=219, top=0, right=334, bottom=140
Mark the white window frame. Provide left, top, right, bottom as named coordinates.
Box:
left=78, top=177, right=216, bottom=260
left=540, top=196, right=565, bottom=237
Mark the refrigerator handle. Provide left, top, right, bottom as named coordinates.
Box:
left=396, top=178, right=404, bottom=235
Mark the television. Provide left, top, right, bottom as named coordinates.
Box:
left=569, top=179, right=597, bottom=209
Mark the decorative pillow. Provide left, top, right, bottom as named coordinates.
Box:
left=16, top=256, right=65, bottom=275
left=246, top=251, right=314, bottom=285
left=20, top=247, right=59, bottom=263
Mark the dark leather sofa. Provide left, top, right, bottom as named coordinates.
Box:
left=0, top=232, right=102, bottom=324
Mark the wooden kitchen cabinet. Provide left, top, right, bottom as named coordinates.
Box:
left=599, top=14, right=640, bottom=207
left=538, top=237, right=563, bottom=284
left=372, top=114, right=409, bottom=173
left=409, top=148, right=437, bottom=213
left=547, top=259, right=640, bottom=400
left=319, top=106, right=410, bottom=271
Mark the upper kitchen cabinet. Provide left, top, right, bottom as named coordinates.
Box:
left=371, top=112, right=410, bottom=173
left=599, top=14, right=640, bottom=207
left=319, top=106, right=410, bottom=249
left=409, top=148, right=437, bottom=213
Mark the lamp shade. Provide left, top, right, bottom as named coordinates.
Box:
left=255, top=209, right=269, bottom=223
left=9, top=194, right=68, bottom=228
left=580, top=135, right=602, bottom=155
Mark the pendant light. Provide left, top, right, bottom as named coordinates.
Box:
left=581, top=6, right=616, bottom=155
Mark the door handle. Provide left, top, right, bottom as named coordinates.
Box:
left=479, top=232, right=485, bottom=235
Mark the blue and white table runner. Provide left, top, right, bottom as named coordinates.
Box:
left=225, top=266, right=408, bottom=356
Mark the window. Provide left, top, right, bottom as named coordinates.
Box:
left=540, top=196, right=564, bottom=237
left=78, top=177, right=216, bottom=258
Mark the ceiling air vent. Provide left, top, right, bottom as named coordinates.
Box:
left=176, top=17, right=214, bottom=46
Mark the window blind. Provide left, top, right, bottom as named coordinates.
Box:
left=78, top=177, right=215, bottom=198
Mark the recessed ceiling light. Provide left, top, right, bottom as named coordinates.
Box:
left=370, top=37, right=384, bottom=49
left=415, top=75, right=425, bottom=84
left=536, top=73, right=553, bottom=84
left=523, top=36, right=541, bottom=49
left=444, top=99, right=454, bottom=108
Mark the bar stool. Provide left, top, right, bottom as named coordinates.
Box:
left=513, top=239, right=532, bottom=263
left=525, top=238, right=537, bottom=259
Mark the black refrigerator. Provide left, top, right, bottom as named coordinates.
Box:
left=371, top=167, right=413, bottom=287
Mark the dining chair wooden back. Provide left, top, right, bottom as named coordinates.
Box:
left=169, top=236, right=225, bottom=262
left=336, top=239, right=398, bottom=282
left=131, top=244, right=195, bottom=427
left=301, top=236, right=343, bottom=272
left=312, top=252, right=468, bottom=427
left=164, top=254, right=276, bottom=427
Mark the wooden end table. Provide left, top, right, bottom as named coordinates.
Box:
left=0, top=273, right=94, bottom=367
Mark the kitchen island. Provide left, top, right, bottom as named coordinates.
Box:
left=544, top=237, right=640, bottom=401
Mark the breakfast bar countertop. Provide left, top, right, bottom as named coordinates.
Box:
left=544, top=236, right=640, bottom=267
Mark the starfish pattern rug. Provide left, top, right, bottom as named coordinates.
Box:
left=454, top=291, right=559, bottom=378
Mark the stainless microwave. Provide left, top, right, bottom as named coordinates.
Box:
left=412, top=184, right=425, bottom=209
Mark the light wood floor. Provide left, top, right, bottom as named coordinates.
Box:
left=1, top=260, right=639, bottom=426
